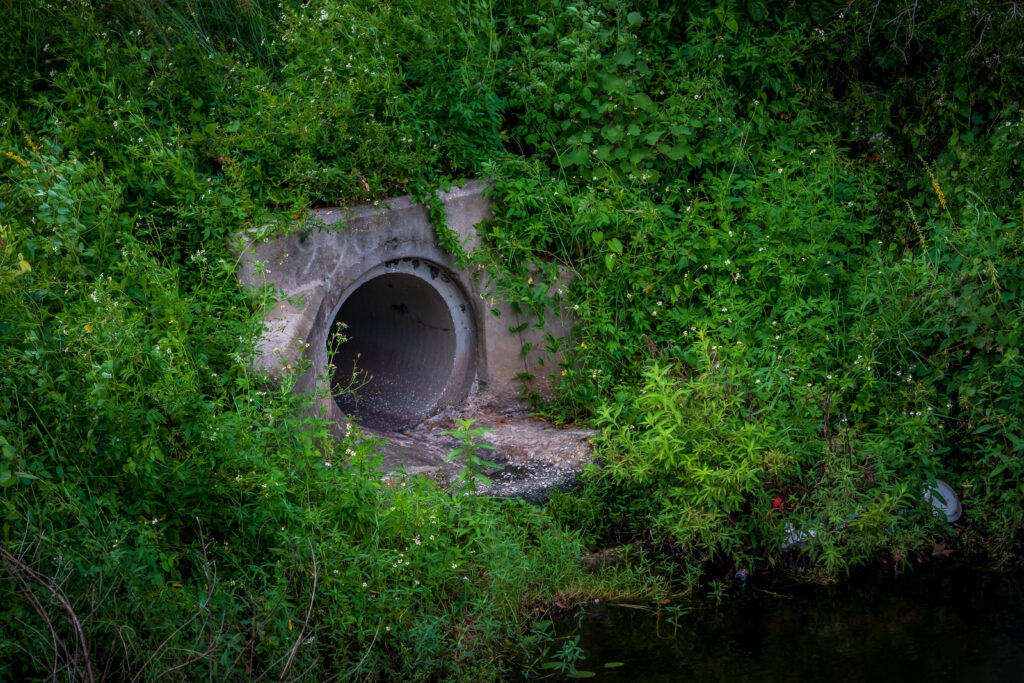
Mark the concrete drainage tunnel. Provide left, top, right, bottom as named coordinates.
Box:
left=329, top=259, right=476, bottom=431
left=235, top=183, right=593, bottom=497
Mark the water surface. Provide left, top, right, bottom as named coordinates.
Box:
left=563, top=566, right=1024, bottom=682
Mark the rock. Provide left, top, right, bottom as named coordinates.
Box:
left=580, top=545, right=638, bottom=570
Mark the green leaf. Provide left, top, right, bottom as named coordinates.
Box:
left=591, top=231, right=604, bottom=245
left=629, top=147, right=649, bottom=164
left=627, top=11, right=643, bottom=27
left=632, top=93, right=654, bottom=111
left=644, top=129, right=665, bottom=145
left=614, top=50, right=635, bottom=67
left=445, top=448, right=466, bottom=462
left=601, top=74, right=629, bottom=94
left=0, top=470, right=13, bottom=487
left=225, top=120, right=242, bottom=133
left=605, top=253, right=615, bottom=271
left=602, top=125, right=624, bottom=143
left=725, top=15, right=738, bottom=32
left=604, top=662, right=626, bottom=669
left=567, top=672, right=596, bottom=679
left=660, top=143, right=688, bottom=161
left=808, top=2, right=833, bottom=26
left=608, top=238, right=623, bottom=254
left=564, top=148, right=589, bottom=166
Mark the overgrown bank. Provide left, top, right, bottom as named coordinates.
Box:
left=1, top=0, right=1022, bottom=679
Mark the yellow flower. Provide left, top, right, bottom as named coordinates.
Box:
left=4, top=151, right=28, bottom=167
left=926, top=167, right=947, bottom=209
left=931, top=179, right=947, bottom=209
left=83, top=324, right=93, bottom=334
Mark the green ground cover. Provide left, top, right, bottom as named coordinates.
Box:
left=1, top=0, right=1022, bottom=679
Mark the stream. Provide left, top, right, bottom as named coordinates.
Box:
left=548, top=564, right=1024, bottom=682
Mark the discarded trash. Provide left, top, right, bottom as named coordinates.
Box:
left=781, top=479, right=962, bottom=552
left=782, top=522, right=816, bottom=550
left=924, top=479, right=962, bottom=523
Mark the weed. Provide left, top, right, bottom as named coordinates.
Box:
left=441, top=419, right=504, bottom=492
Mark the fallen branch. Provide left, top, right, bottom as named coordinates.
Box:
left=131, top=518, right=217, bottom=682
left=0, top=545, right=95, bottom=683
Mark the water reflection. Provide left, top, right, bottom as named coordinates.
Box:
left=560, top=566, right=1024, bottom=682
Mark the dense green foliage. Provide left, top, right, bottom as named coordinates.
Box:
left=1, top=0, right=1022, bottom=679
left=483, top=0, right=1024, bottom=576
left=485, top=0, right=1024, bottom=574
left=0, top=2, right=641, bottom=679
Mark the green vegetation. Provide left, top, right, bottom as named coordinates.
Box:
left=442, top=419, right=504, bottom=491
left=1, top=0, right=1022, bottom=678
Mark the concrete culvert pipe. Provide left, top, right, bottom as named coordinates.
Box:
left=329, top=259, right=476, bottom=431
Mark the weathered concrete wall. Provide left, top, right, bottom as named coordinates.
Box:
left=233, top=181, right=571, bottom=434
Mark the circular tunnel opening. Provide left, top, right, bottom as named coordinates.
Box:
left=330, top=262, right=474, bottom=430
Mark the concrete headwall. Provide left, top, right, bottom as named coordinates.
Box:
left=234, top=181, right=570, bottom=433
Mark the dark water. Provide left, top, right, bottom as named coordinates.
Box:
left=558, top=566, right=1024, bottom=682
